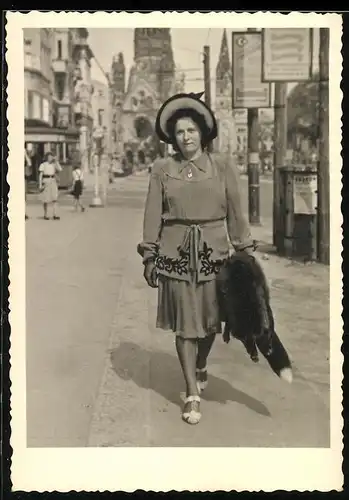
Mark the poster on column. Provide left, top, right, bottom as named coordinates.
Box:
left=262, top=28, right=313, bottom=82
left=232, top=32, right=271, bottom=108
left=293, top=174, right=318, bottom=215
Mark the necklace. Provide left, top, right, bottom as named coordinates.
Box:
left=187, top=168, right=193, bottom=178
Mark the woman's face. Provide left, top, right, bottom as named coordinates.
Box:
left=174, top=117, right=202, bottom=157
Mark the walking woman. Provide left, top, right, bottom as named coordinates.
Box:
left=71, top=164, right=85, bottom=212
left=137, top=92, right=256, bottom=425
left=38, top=152, right=62, bottom=220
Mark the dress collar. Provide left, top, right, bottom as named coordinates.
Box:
left=173, top=152, right=209, bottom=173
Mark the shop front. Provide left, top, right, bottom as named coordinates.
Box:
left=25, top=120, right=80, bottom=189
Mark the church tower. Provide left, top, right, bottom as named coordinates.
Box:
left=110, top=52, right=126, bottom=155
left=111, top=52, right=125, bottom=97
left=215, top=29, right=231, bottom=116
left=215, top=29, right=236, bottom=155
left=115, top=28, right=177, bottom=161
left=129, top=28, right=175, bottom=101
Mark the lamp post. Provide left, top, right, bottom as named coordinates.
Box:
left=90, top=133, right=104, bottom=207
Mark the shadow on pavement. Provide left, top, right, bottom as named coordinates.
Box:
left=110, top=341, right=271, bottom=417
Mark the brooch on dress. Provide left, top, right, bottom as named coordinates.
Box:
left=187, top=168, right=193, bottom=179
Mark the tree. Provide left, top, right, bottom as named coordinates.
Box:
left=287, top=74, right=321, bottom=146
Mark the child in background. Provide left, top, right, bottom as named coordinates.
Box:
left=71, top=165, right=85, bottom=212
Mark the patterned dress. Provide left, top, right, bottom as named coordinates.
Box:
left=138, top=152, right=254, bottom=339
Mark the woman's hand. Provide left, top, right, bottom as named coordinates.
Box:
left=143, top=261, right=158, bottom=288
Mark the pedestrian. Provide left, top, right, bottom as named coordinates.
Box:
left=24, top=148, right=32, bottom=220
left=71, top=164, right=85, bottom=212
left=38, top=151, right=62, bottom=220
left=137, top=92, right=256, bottom=425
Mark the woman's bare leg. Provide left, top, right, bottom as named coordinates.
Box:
left=43, top=202, right=48, bottom=218
left=196, top=334, right=216, bottom=369
left=78, top=198, right=85, bottom=211
left=52, top=201, right=59, bottom=218
left=175, top=337, right=199, bottom=397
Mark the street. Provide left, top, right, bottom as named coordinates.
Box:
left=26, top=172, right=330, bottom=448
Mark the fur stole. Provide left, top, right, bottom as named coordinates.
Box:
left=217, top=251, right=293, bottom=382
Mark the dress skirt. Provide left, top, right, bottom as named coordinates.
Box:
left=156, top=274, right=223, bottom=339
left=72, top=179, right=83, bottom=198
left=41, top=178, right=58, bottom=203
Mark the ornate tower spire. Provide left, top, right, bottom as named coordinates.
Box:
left=111, top=52, right=125, bottom=95
left=215, top=29, right=236, bottom=155
left=216, top=29, right=230, bottom=83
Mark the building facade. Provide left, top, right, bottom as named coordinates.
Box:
left=24, top=28, right=94, bottom=184
left=109, top=28, right=178, bottom=163
left=214, top=29, right=237, bottom=155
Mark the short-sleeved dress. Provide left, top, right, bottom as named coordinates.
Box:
left=39, top=161, right=62, bottom=203
left=137, top=152, right=254, bottom=339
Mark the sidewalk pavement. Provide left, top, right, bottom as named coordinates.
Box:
left=26, top=173, right=330, bottom=447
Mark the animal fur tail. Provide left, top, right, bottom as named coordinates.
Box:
left=218, top=251, right=292, bottom=382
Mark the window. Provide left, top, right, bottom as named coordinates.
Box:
left=98, top=109, right=104, bottom=126
left=42, top=98, right=50, bottom=123
left=24, top=90, right=28, bottom=118
left=32, top=93, right=41, bottom=120
left=57, top=40, right=62, bottom=59
left=55, top=74, right=65, bottom=101
left=27, top=91, right=33, bottom=118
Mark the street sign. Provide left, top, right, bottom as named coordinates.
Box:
left=262, top=28, right=313, bottom=82
left=232, top=32, right=271, bottom=109
left=293, top=174, right=317, bottom=215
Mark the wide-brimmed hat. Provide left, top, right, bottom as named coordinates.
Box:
left=155, top=92, right=217, bottom=145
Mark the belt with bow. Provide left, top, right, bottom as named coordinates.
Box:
left=162, top=217, right=226, bottom=274
left=177, top=224, right=202, bottom=274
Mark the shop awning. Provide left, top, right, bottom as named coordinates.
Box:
left=25, top=121, right=80, bottom=142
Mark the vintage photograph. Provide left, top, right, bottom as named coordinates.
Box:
left=8, top=11, right=342, bottom=492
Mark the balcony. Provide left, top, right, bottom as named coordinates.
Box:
left=52, top=59, right=68, bottom=74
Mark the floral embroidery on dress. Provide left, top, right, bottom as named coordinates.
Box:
left=155, top=242, right=225, bottom=277
left=199, top=242, right=226, bottom=276
left=156, top=251, right=190, bottom=276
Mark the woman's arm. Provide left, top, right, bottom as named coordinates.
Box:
left=137, top=161, right=164, bottom=264
left=55, top=159, right=63, bottom=173
left=225, top=156, right=256, bottom=253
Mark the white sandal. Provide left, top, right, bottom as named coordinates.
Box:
left=182, top=395, right=201, bottom=425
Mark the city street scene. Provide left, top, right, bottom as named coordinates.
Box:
left=24, top=26, right=332, bottom=448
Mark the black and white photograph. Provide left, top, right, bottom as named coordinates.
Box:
left=7, top=11, right=343, bottom=493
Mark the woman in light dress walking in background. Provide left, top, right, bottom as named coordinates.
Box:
left=38, top=151, right=62, bottom=220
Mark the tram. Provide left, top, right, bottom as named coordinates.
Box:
left=25, top=124, right=80, bottom=190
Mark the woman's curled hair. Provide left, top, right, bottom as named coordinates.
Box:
left=165, top=108, right=211, bottom=151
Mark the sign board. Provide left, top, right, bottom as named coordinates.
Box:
left=293, top=174, right=317, bottom=215
left=232, top=32, right=271, bottom=109
left=262, top=28, right=313, bottom=82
